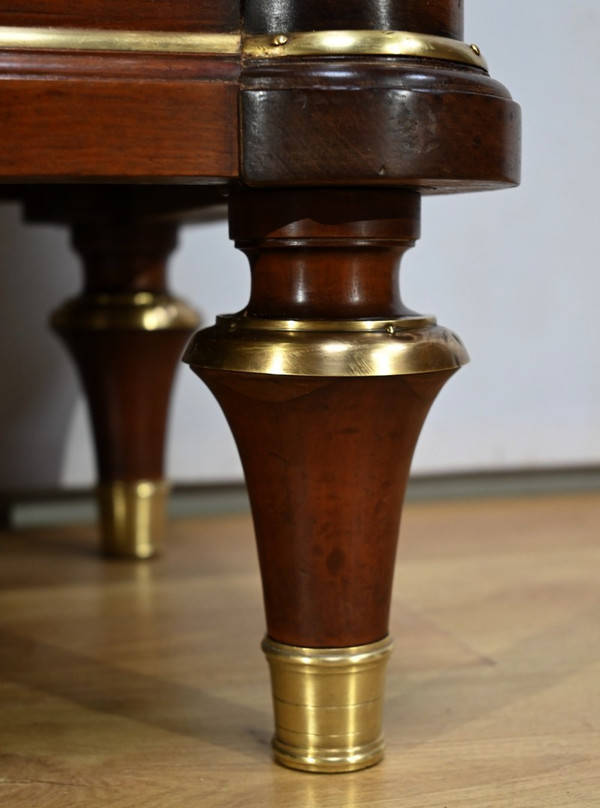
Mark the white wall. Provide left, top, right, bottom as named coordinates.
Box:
left=411, top=1, right=600, bottom=472
left=1, top=1, right=598, bottom=492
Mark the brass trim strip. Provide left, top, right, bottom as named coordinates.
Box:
left=245, top=29, right=487, bottom=69
left=0, top=26, right=486, bottom=69
left=0, top=25, right=239, bottom=55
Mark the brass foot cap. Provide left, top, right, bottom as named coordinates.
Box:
left=272, top=736, right=385, bottom=774
left=97, top=480, right=169, bottom=559
left=262, top=636, right=393, bottom=774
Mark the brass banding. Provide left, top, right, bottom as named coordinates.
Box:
left=52, top=292, right=199, bottom=332
left=184, top=314, right=469, bottom=377
left=0, top=26, right=487, bottom=70
left=245, top=30, right=488, bottom=70
left=217, top=313, right=435, bottom=332
left=0, top=26, right=239, bottom=55
left=263, top=637, right=394, bottom=666
left=98, top=479, right=169, bottom=559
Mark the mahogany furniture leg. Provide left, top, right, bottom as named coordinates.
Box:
left=200, top=0, right=519, bottom=771
left=44, top=191, right=199, bottom=558
left=185, top=189, right=468, bottom=771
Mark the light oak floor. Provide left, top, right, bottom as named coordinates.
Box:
left=0, top=493, right=599, bottom=806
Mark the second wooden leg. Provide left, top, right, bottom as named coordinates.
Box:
left=47, top=193, right=199, bottom=557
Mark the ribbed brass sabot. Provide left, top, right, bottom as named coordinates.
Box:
left=262, top=636, right=394, bottom=773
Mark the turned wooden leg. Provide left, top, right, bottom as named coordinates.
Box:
left=47, top=197, right=199, bottom=558
left=185, top=189, right=468, bottom=771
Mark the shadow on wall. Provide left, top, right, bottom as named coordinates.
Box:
left=0, top=202, right=80, bottom=493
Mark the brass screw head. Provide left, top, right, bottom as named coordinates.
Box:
left=272, top=34, right=289, bottom=47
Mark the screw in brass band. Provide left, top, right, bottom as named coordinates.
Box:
left=244, top=30, right=488, bottom=70
left=97, top=479, right=169, bottom=559
left=262, top=636, right=394, bottom=773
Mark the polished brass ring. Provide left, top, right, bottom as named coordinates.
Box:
left=184, top=314, right=469, bottom=377
left=244, top=30, right=487, bottom=70
left=98, top=479, right=169, bottom=559
left=262, top=636, right=394, bottom=773
left=52, top=292, right=199, bottom=332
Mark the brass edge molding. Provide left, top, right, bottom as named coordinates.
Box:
left=245, top=30, right=488, bottom=70
left=0, top=26, right=486, bottom=69
left=184, top=315, right=470, bottom=377
left=0, top=25, right=240, bottom=55
left=216, top=313, right=435, bottom=332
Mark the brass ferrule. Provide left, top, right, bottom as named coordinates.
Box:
left=262, top=636, right=393, bottom=773
left=97, top=479, right=169, bottom=559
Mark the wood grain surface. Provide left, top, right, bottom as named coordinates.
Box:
left=241, top=62, right=520, bottom=190
left=0, top=1, right=240, bottom=32
left=0, top=69, right=239, bottom=180
left=0, top=492, right=598, bottom=805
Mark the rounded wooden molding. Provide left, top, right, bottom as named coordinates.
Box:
left=241, top=61, right=521, bottom=191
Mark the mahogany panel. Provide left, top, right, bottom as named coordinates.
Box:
left=0, top=1, right=240, bottom=32
left=0, top=50, right=240, bottom=81
left=0, top=73, right=239, bottom=180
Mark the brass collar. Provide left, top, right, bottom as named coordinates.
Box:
left=246, top=30, right=487, bottom=70
left=184, top=315, right=470, bottom=377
